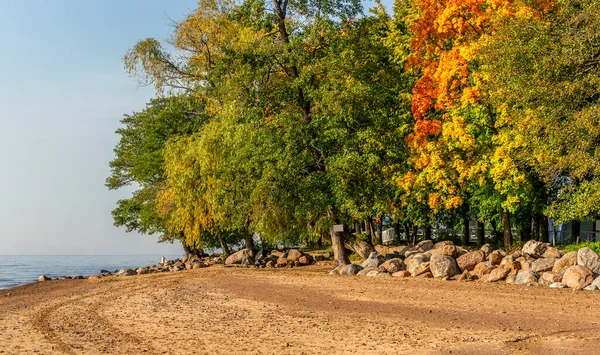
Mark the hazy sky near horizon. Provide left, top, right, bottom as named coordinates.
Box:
left=0, top=0, right=197, bottom=255
left=0, top=0, right=393, bottom=256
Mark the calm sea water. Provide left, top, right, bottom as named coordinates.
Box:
left=0, top=255, right=182, bottom=289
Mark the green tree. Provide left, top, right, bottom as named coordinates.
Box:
left=106, top=96, right=209, bottom=253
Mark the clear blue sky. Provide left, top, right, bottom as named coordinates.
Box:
left=0, top=0, right=393, bottom=255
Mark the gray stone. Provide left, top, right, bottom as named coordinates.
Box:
left=522, top=240, right=548, bottom=258
left=584, top=285, right=599, bottom=291
left=380, top=258, right=405, bottom=273
left=515, top=270, right=539, bottom=285
left=340, top=264, right=363, bottom=276
left=225, top=249, right=254, bottom=266
left=116, top=268, right=136, bottom=277
left=406, top=253, right=430, bottom=274
left=357, top=266, right=378, bottom=276
left=360, top=252, right=385, bottom=268
left=366, top=270, right=380, bottom=277
left=415, top=240, right=434, bottom=252
left=430, top=254, right=460, bottom=278
left=531, top=258, right=557, bottom=273
left=412, top=262, right=431, bottom=277
left=577, top=248, right=600, bottom=275
left=549, top=282, right=568, bottom=289
left=592, top=275, right=600, bottom=287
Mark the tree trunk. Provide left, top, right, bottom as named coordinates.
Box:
left=353, top=219, right=361, bottom=235
left=218, top=235, right=231, bottom=256
left=477, top=220, right=485, bottom=246
left=394, top=220, right=401, bottom=243
left=540, top=216, right=549, bottom=243
left=462, top=215, right=470, bottom=246
left=502, top=209, right=512, bottom=248
left=424, top=225, right=432, bottom=240
left=411, top=225, right=418, bottom=245
left=182, top=242, right=203, bottom=259
left=375, top=215, right=383, bottom=245
left=331, top=229, right=350, bottom=266
left=571, top=220, right=581, bottom=243
left=245, top=234, right=255, bottom=259
left=532, top=216, right=540, bottom=241
left=364, top=219, right=371, bottom=238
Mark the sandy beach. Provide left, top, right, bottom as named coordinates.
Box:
left=1, top=265, right=600, bottom=354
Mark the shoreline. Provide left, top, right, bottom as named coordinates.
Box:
left=2, top=265, right=600, bottom=354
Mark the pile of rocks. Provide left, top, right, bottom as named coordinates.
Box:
left=113, top=254, right=220, bottom=277
left=330, top=239, right=600, bottom=291
left=224, top=248, right=315, bottom=268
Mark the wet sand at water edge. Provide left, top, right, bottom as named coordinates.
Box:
left=1, top=265, right=600, bottom=354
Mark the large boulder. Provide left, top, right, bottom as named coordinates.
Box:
left=357, top=266, right=379, bottom=276
left=433, top=240, right=454, bottom=249
left=500, top=255, right=514, bottom=267
left=116, top=268, right=136, bottom=277
left=412, top=262, right=431, bottom=277
left=504, top=261, right=522, bottom=275
left=522, top=240, right=548, bottom=258
left=380, top=258, right=405, bottom=273
left=287, top=249, right=304, bottom=262
left=488, top=250, right=503, bottom=265
left=473, top=262, right=495, bottom=280
left=515, top=270, right=539, bottom=285
left=552, top=252, right=577, bottom=273
left=374, top=245, right=398, bottom=256
left=562, top=265, right=594, bottom=288
left=406, top=253, right=430, bottom=274
left=225, top=249, right=254, bottom=265
left=577, top=248, right=600, bottom=275
left=531, top=258, right=557, bottom=273
left=481, top=244, right=494, bottom=258
left=542, top=247, right=563, bottom=259
left=456, top=250, right=486, bottom=272
left=340, top=264, right=363, bottom=276
left=397, top=246, right=415, bottom=257
left=415, top=240, right=434, bottom=252
left=441, top=245, right=458, bottom=258
left=488, top=268, right=510, bottom=282
left=360, top=252, right=385, bottom=268
left=430, top=254, right=460, bottom=278
left=539, top=272, right=562, bottom=287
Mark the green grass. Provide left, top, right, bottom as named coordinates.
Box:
left=559, top=241, right=600, bottom=254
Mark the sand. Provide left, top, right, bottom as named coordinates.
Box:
left=1, top=265, right=600, bottom=354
